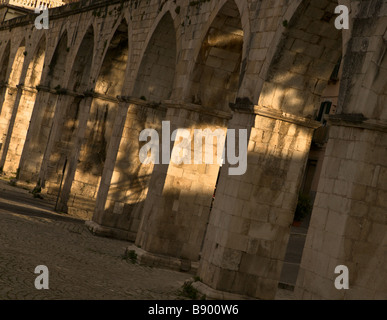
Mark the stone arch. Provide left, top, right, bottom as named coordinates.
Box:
left=42, top=25, right=95, bottom=195
left=371, top=48, right=387, bottom=120
left=339, top=25, right=387, bottom=121
left=67, top=25, right=95, bottom=93
left=188, top=0, right=245, bottom=112
left=132, top=12, right=176, bottom=103
left=17, top=30, right=70, bottom=183
left=0, top=38, right=26, bottom=173
left=58, top=19, right=130, bottom=219
left=294, top=8, right=387, bottom=300
left=197, top=0, right=345, bottom=300
left=45, top=30, right=69, bottom=89
left=257, top=0, right=343, bottom=118
left=0, top=41, right=11, bottom=116
left=0, top=35, right=46, bottom=174
left=93, top=19, right=129, bottom=97
left=8, top=38, right=26, bottom=87
left=0, top=41, right=10, bottom=85
left=25, top=35, right=46, bottom=88
left=92, top=15, right=130, bottom=84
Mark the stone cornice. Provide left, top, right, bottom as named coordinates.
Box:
left=329, top=114, right=387, bottom=133
left=163, top=100, right=233, bottom=120
left=0, top=0, right=125, bottom=30
left=253, top=106, right=322, bottom=129
left=86, top=91, right=117, bottom=103
left=36, top=85, right=84, bottom=97
left=118, top=96, right=164, bottom=110
left=16, top=84, right=38, bottom=93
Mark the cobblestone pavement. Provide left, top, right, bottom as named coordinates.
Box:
left=0, top=179, right=294, bottom=300
left=0, top=179, right=191, bottom=300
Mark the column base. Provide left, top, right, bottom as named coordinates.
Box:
left=85, top=220, right=137, bottom=241
left=126, top=244, right=199, bottom=274
left=191, top=281, right=257, bottom=300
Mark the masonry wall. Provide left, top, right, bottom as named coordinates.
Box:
left=295, top=125, right=387, bottom=299
left=0, top=0, right=385, bottom=300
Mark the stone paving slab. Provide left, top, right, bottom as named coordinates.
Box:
left=0, top=179, right=295, bottom=300
left=0, top=180, right=191, bottom=300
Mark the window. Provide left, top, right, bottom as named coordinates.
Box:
left=316, top=101, right=332, bottom=125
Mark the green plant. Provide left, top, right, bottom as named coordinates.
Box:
left=122, top=249, right=137, bottom=264
left=294, top=193, right=312, bottom=222
left=179, top=281, right=206, bottom=300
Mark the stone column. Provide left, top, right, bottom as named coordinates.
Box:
left=37, top=90, right=83, bottom=190
left=134, top=101, right=231, bottom=271
left=295, top=115, right=387, bottom=299
left=196, top=105, right=320, bottom=300
left=18, top=86, right=63, bottom=183
left=58, top=92, right=120, bottom=219
left=0, top=85, right=39, bottom=174
left=0, top=84, right=19, bottom=172
left=89, top=97, right=165, bottom=241
left=54, top=93, right=94, bottom=214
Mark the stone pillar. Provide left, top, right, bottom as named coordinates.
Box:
left=0, top=84, right=19, bottom=172
left=18, top=86, right=63, bottom=183
left=295, top=116, right=387, bottom=300
left=58, top=92, right=119, bottom=219
left=54, top=93, right=94, bottom=214
left=134, top=101, right=231, bottom=270
left=89, top=97, right=165, bottom=240
left=0, top=85, right=39, bottom=174
left=197, top=105, right=320, bottom=300
left=38, top=91, right=83, bottom=190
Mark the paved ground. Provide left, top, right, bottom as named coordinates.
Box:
left=0, top=179, right=191, bottom=300
left=0, top=178, right=295, bottom=300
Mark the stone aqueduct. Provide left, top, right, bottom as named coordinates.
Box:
left=0, top=0, right=386, bottom=299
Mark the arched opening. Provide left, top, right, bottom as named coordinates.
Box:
left=43, top=27, right=94, bottom=195
left=135, top=1, right=244, bottom=265
left=258, top=0, right=342, bottom=117
left=0, top=39, right=26, bottom=173
left=0, top=41, right=10, bottom=115
left=60, top=21, right=129, bottom=219
left=0, top=42, right=10, bottom=85
left=25, top=37, right=46, bottom=88
left=95, top=14, right=178, bottom=238
left=197, top=0, right=344, bottom=300
left=17, top=32, right=69, bottom=182
left=0, top=36, right=46, bottom=174
left=189, top=0, right=244, bottom=112
left=343, top=37, right=387, bottom=121
left=45, top=31, right=69, bottom=89
left=295, top=14, right=387, bottom=299
left=271, top=0, right=343, bottom=292
left=132, top=13, right=176, bottom=103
